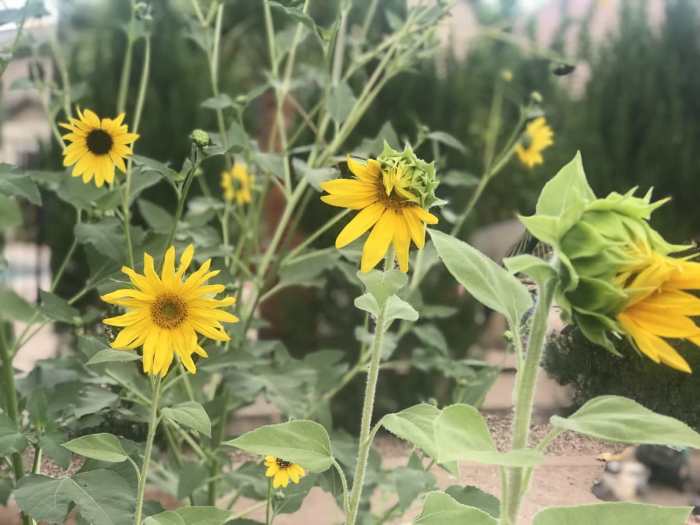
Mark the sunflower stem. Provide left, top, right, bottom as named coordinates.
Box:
left=265, top=478, right=273, bottom=525
left=346, top=302, right=386, bottom=525
left=134, top=376, right=162, bottom=525
left=117, top=0, right=137, bottom=115
left=502, top=277, right=556, bottom=524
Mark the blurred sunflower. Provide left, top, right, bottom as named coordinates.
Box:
left=60, top=108, right=139, bottom=187
left=264, top=456, right=306, bottom=488
left=321, top=145, right=439, bottom=273
left=101, top=245, right=238, bottom=377
left=515, top=117, right=554, bottom=168
left=221, top=163, right=253, bottom=205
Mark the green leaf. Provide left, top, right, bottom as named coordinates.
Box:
left=354, top=293, right=381, bottom=318
left=517, top=214, right=559, bottom=246
left=0, top=287, right=38, bottom=322
left=40, top=431, right=72, bottom=469
left=429, top=229, right=532, bottom=327
left=279, top=248, right=340, bottom=286
left=0, top=413, right=27, bottom=456
left=15, top=470, right=135, bottom=524
left=224, top=420, right=333, bottom=472
left=87, top=349, right=140, bottom=366
left=535, top=151, right=595, bottom=217
left=382, top=403, right=440, bottom=460
left=357, top=269, right=408, bottom=308
left=435, top=404, right=543, bottom=467
left=326, top=81, right=357, bottom=125
left=138, top=200, right=172, bottom=233
left=62, top=433, right=129, bottom=463
left=291, top=158, right=338, bottom=191
left=532, top=502, right=691, bottom=525
left=0, top=194, right=21, bottom=229
left=504, top=254, right=557, bottom=285
left=0, top=164, right=42, bottom=204
left=416, top=491, right=498, bottom=525
left=39, top=290, right=81, bottom=324
left=427, top=131, right=466, bottom=154
left=201, top=93, right=234, bottom=110
left=75, top=218, right=125, bottom=262
left=551, top=395, right=700, bottom=448
left=176, top=461, right=210, bottom=500
left=144, top=507, right=231, bottom=525
left=383, top=295, right=419, bottom=329
left=445, top=485, right=500, bottom=518
left=162, top=402, right=212, bottom=438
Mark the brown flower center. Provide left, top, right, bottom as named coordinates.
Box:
left=276, top=458, right=292, bottom=469
left=151, top=294, right=187, bottom=329
left=86, top=129, right=114, bottom=155
left=374, top=178, right=413, bottom=210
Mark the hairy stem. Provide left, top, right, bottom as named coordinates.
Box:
left=134, top=377, right=162, bottom=525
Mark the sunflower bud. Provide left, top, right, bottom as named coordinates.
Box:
left=521, top=152, right=699, bottom=372
left=377, top=142, right=439, bottom=209
left=190, top=129, right=211, bottom=148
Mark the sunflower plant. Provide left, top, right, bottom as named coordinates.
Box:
left=1, top=1, right=699, bottom=525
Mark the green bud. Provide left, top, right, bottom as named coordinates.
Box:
left=190, top=129, right=211, bottom=147
left=377, top=142, right=439, bottom=209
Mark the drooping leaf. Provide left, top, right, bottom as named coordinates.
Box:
left=225, top=420, right=333, bottom=473
left=532, top=502, right=691, bottom=525
left=0, top=287, right=38, bottom=322
left=162, top=402, right=212, bottom=438
left=39, top=290, right=81, bottom=325
left=0, top=164, right=42, bottom=204
left=62, top=433, right=129, bottom=463
left=435, top=404, right=543, bottom=467
left=416, top=491, right=498, bottom=525
left=551, top=396, right=700, bottom=449
left=382, top=403, right=440, bottom=460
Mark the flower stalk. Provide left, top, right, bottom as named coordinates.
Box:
left=134, top=376, right=162, bottom=525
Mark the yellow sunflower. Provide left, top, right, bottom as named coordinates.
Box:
left=320, top=156, right=438, bottom=273
left=60, top=108, right=139, bottom=188
left=615, top=245, right=700, bottom=373
left=515, top=117, right=554, bottom=168
left=221, top=163, right=253, bottom=205
left=264, top=456, right=306, bottom=488
left=101, top=245, right=238, bottom=377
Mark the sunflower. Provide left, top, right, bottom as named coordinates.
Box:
left=221, top=163, right=253, bottom=205
left=264, top=456, right=306, bottom=488
left=60, top=108, right=139, bottom=188
left=615, top=245, right=700, bottom=373
left=321, top=154, right=438, bottom=273
left=101, top=245, right=238, bottom=377
left=515, top=117, right=554, bottom=168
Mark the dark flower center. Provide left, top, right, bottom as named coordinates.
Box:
left=276, top=458, right=292, bottom=469
left=86, top=129, right=114, bottom=155
left=151, top=294, right=187, bottom=329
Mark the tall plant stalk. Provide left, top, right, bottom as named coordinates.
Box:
left=134, top=377, right=162, bottom=525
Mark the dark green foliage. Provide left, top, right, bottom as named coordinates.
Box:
left=543, top=326, right=700, bottom=430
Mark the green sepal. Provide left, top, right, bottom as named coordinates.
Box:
left=378, top=142, right=439, bottom=209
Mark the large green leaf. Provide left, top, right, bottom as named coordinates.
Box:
left=416, top=491, right=498, bottom=525
left=534, top=151, right=595, bottom=217
left=551, top=395, right=700, bottom=448
left=162, top=402, right=212, bottom=438
left=0, top=413, right=27, bottom=456
left=39, top=290, right=81, bottom=325
left=86, top=349, right=140, bottom=366
left=144, top=507, right=231, bottom=525
left=0, top=287, right=38, bottom=322
left=429, top=229, right=532, bottom=327
left=382, top=403, right=441, bottom=460
left=0, top=194, right=21, bottom=230
left=445, top=485, right=500, bottom=518
left=62, top=433, right=129, bottom=463
left=532, top=502, right=691, bottom=525
left=0, top=164, right=42, bottom=204
left=224, top=420, right=333, bottom=472
left=435, top=404, right=543, bottom=467
left=15, top=469, right=134, bottom=524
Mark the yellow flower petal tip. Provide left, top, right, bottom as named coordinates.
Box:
left=221, top=163, right=254, bottom=205
left=516, top=117, right=554, bottom=168
left=60, top=107, right=139, bottom=187
left=263, top=456, right=306, bottom=489
left=100, top=245, right=239, bottom=377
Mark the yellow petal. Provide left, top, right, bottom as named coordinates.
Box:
left=335, top=203, right=386, bottom=249
left=393, top=212, right=411, bottom=273
left=361, top=210, right=396, bottom=273
left=320, top=193, right=377, bottom=210
left=347, top=156, right=381, bottom=182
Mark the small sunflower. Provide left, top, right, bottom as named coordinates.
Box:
left=101, top=245, right=238, bottom=377
left=221, top=163, right=253, bottom=205
left=321, top=152, right=439, bottom=273
left=264, top=456, right=306, bottom=488
left=515, top=117, right=554, bottom=168
left=60, top=108, right=139, bottom=188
